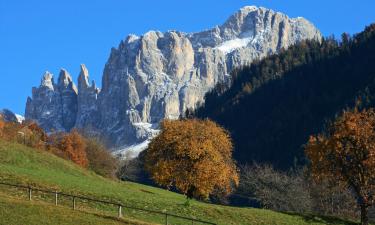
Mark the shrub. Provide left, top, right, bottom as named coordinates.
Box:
left=52, top=130, right=88, bottom=168
left=0, top=117, right=4, bottom=137
left=238, top=163, right=361, bottom=220
left=85, top=138, right=118, bottom=178
left=117, top=157, right=143, bottom=182
left=238, top=164, right=312, bottom=213
left=309, top=179, right=358, bottom=220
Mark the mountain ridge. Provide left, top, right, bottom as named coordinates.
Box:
left=195, top=24, right=375, bottom=168
left=25, top=6, right=321, bottom=151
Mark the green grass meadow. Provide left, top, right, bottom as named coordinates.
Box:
left=0, top=140, right=361, bottom=225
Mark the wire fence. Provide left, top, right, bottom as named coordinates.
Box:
left=0, top=182, right=216, bottom=225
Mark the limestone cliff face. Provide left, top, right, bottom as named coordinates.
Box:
left=25, top=70, right=78, bottom=132
left=25, top=6, right=321, bottom=149
left=75, top=64, right=100, bottom=130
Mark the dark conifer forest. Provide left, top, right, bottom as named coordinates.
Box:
left=195, top=24, right=375, bottom=169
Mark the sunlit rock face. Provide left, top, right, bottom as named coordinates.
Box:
left=25, top=6, right=321, bottom=150
left=26, top=70, right=78, bottom=132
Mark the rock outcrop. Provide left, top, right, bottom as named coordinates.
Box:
left=0, top=109, right=24, bottom=123
left=25, top=6, right=321, bottom=150
left=25, top=70, right=78, bottom=131
left=75, top=64, right=100, bottom=130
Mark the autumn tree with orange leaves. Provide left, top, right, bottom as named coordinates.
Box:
left=145, top=119, right=239, bottom=200
left=55, top=130, right=88, bottom=168
left=0, top=117, right=4, bottom=137
left=305, top=109, right=375, bottom=225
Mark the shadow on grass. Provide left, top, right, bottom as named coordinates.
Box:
left=282, top=211, right=358, bottom=225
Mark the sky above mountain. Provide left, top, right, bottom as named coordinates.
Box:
left=1, top=0, right=375, bottom=115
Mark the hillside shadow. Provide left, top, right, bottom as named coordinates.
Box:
left=282, top=211, right=358, bottom=225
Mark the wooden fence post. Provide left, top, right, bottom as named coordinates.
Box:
left=165, top=213, right=168, bottom=225
left=118, top=205, right=122, bottom=218
left=28, top=187, right=32, bottom=201
left=0, top=182, right=215, bottom=225
left=72, top=196, right=76, bottom=210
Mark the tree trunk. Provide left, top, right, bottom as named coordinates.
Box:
left=360, top=204, right=369, bottom=225
left=186, top=186, right=195, bottom=199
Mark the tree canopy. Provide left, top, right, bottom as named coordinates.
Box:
left=52, top=130, right=89, bottom=168
left=305, top=109, right=375, bottom=225
left=145, top=119, right=239, bottom=199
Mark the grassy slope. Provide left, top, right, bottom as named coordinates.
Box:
left=0, top=193, right=153, bottom=225
left=0, top=140, right=357, bottom=225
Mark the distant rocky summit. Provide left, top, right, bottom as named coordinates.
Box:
left=0, top=109, right=24, bottom=123
left=25, top=6, right=321, bottom=152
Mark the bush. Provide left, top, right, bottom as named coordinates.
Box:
left=238, top=163, right=361, bottom=220
left=0, top=118, right=4, bottom=137
left=0, top=117, right=49, bottom=151
left=1, top=121, right=23, bottom=142
left=23, top=122, right=48, bottom=150
left=51, top=130, right=88, bottom=168
left=238, top=164, right=312, bottom=213
left=85, top=138, right=118, bottom=178
left=117, top=156, right=143, bottom=182
left=309, top=179, right=358, bottom=220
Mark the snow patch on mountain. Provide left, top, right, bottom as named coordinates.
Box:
left=215, top=37, right=252, bottom=54
left=114, top=122, right=159, bottom=159
left=25, top=6, right=322, bottom=156
left=15, top=114, right=25, bottom=123
left=241, top=5, right=258, bottom=12
left=113, top=139, right=151, bottom=159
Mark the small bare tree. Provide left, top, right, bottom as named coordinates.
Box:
left=238, top=164, right=312, bottom=213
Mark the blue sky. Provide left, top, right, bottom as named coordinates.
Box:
left=1, top=0, right=375, bottom=115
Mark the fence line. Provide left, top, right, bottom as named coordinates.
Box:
left=0, top=181, right=216, bottom=225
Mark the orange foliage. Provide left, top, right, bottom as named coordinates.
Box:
left=26, top=123, right=47, bottom=142
left=0, top=118, right=47, bottom=150
left=0, top=118, right=92, bottom=170
left=145, top=119, right=239, bottom=199
left=305, top=109, right=375, bottom=225
left=0, top=117, right=4, bottom=137
left=55, top=130, right=88, bottom=168
left=23, top=122, right=48, bottom=149
left=0, top=120, right=23, bottom=142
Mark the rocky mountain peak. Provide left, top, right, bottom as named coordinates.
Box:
left=41, top=71, right=54, bottom=90
left=25, top=6, right=322, bottom=153
left=78, top=64, right=90, bottom=90
left=0, top=109, right=24, bottom=123
left=240, top=5, right=259, bottom=12
left=58, top=69, right=77, bottom=93
left=221, top=5, right=261, bottom=35
left=91, top=80, right=98, bottom=90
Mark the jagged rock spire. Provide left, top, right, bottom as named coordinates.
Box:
left=92, top=80, right=97, bottom=89
left=78, top=64, right=90, bottom=90
left=58, top=69, right=72, bottom=86
left=58, top=69, right=78, bottom=93
left=25, top=6, right=321, bottom=150
left=40, top=71, right=54, bottom=90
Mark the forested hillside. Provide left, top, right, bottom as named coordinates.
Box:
left=195, top=24, right=375, bottom=169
